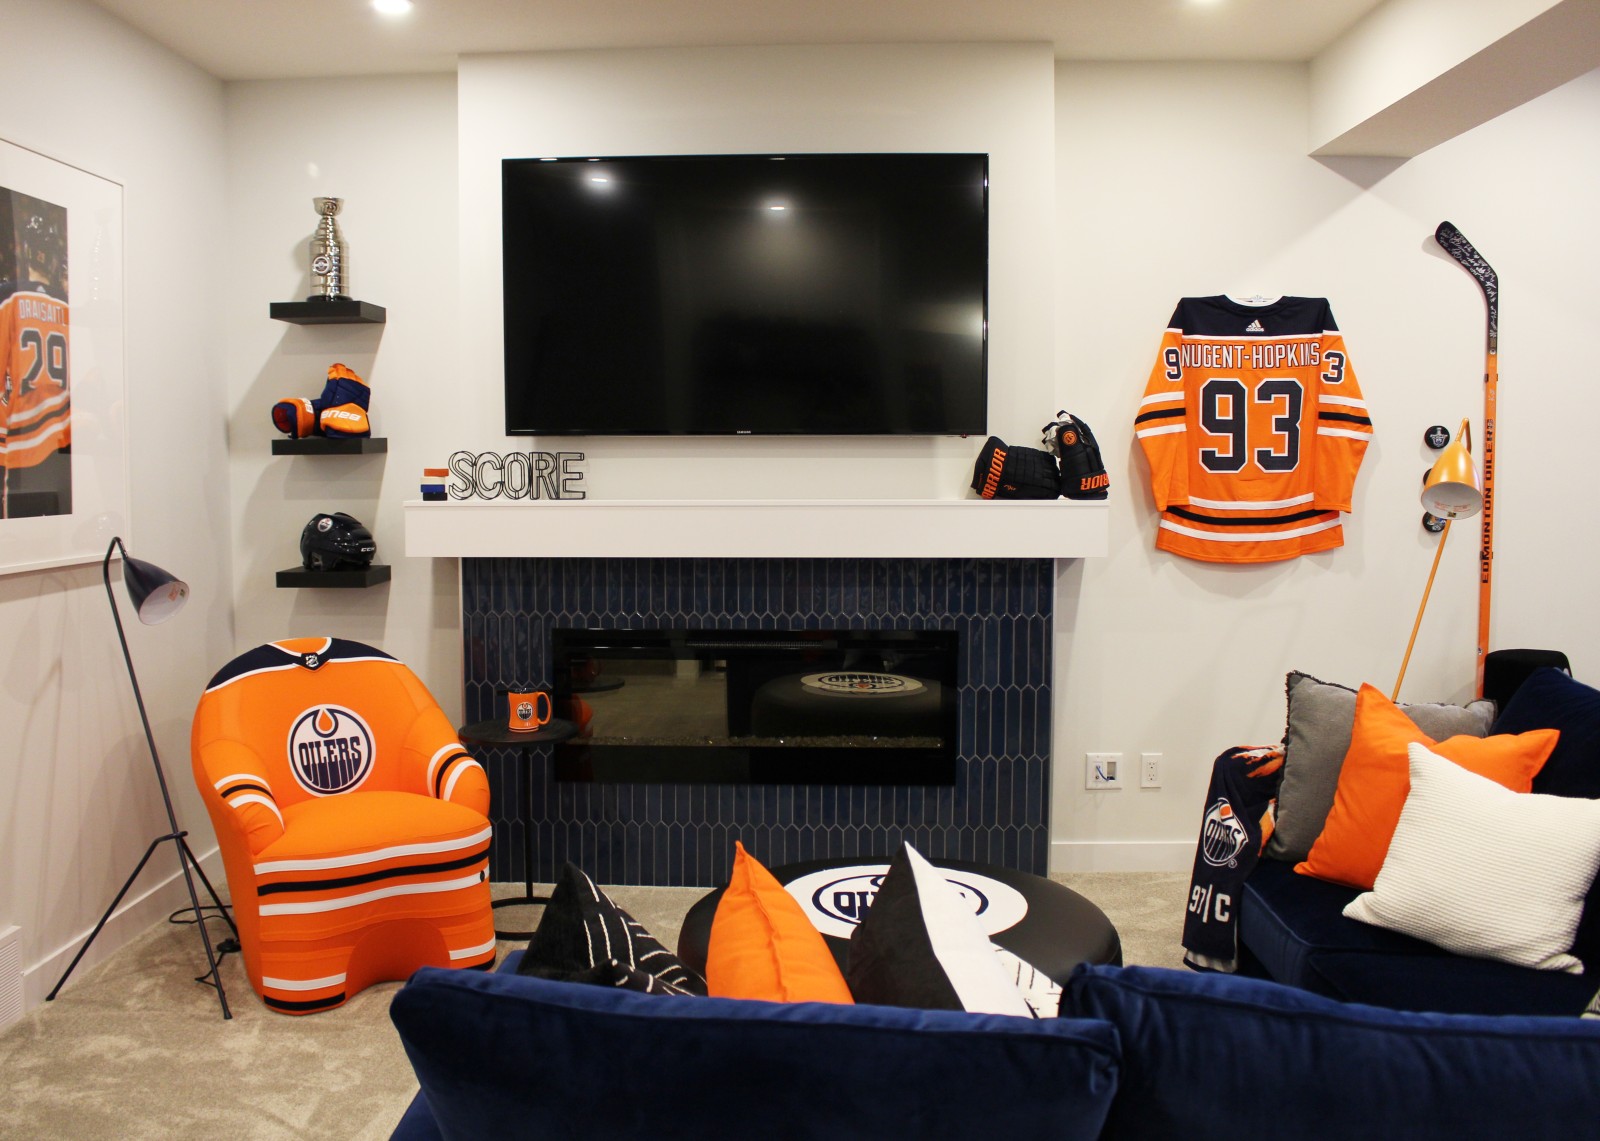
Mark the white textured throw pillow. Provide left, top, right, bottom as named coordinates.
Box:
left=1344, top=742, right=1600, bottom=973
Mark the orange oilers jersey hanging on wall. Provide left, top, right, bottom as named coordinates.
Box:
left=1135, top=295, right=1373, bottom=564
left=2, top=284, right=70, bottom=470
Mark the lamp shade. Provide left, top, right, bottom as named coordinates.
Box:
left=1420, top=420, right=1482, bottom=520
left=123, top=554, right=189, bottom=625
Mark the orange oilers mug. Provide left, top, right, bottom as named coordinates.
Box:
left=506, top=687, right=553, bottom=732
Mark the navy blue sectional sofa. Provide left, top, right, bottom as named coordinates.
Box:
left=387, top=668, right=1600, bottom=1137
left=1237, top=667, right=1600, bottom=1016
left=1238, top=855, right=1596, bottom=1014
left=388, top=954, right=1600, bottom=1140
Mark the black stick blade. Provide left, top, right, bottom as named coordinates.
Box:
left=1435, top=220, right=1498, bottom=350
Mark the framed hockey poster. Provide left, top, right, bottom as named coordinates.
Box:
left=0, top=137, right=127, bottom=575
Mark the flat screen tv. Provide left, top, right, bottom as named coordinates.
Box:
left=501, top=152, right=988, bottom=436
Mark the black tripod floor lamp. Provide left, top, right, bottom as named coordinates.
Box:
left=45, top=537, right=238, bottom=1019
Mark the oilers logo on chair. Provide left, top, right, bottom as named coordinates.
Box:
left=286, top=705, right=375, bottom=795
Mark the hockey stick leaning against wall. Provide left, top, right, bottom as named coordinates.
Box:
left=1433, top=220, right=1497, bottom=698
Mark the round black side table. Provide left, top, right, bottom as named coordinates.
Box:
left=457, top=717, right=577, bottom=939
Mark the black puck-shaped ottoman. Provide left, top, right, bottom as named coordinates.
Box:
left=678, top=855, right=1121, bottom=986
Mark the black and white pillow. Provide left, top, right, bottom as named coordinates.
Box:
left=515, top=862, right=708, bottom=996
left=843, top=843, right=1033, bottom=1017
left=576, top=959, right=701, bottom=996
left=993, top=944, right=1063, bottom=1019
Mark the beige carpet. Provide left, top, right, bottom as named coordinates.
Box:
left=0, top=872, right=1190, bottom=1141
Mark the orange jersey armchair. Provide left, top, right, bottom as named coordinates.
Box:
left=191, top=637, right=495, bottom=1013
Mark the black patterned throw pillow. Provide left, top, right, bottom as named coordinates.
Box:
left=578, top=959, right=702, bottom=996
left=515, top=862, right=708, bottom=996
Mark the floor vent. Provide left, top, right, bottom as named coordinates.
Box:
left=0, top=926, right=20, bottom=1033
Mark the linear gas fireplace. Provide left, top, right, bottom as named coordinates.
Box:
left=553, top=628, right=959, bottom=785
left=460, top=555, right=1054, bottom=886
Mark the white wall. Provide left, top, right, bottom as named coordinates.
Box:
left=205, top=43, right=1066, bottom=886
left=0, top=0, right=228, bottom=1014
left=223, top=74, right=463, bottom=702
left=1051, top=61, right=1600, bottom=868
left=457, top=44, right=1059, bottom=499
left=1308, top=0, right=1600, bottom=155
left=220, top=44, right=1053, bottom=714
left=7, top=14, right=1599, bottom=1022
left=219, top=47, right=1600, bottom=884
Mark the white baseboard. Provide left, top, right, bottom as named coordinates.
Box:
left=1049, top=840, right=1193, bottom=873
left=23, top=843, right=227, bottom=1014
left=0, top=926, right=21, bottom=1034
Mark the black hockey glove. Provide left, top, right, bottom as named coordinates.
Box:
left=971, top=436, right=1062, bottom=500
left=1043, top=411, right=1109, bottom=500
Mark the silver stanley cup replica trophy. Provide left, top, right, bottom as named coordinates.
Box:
left=307, top=196, right=350, bottom=301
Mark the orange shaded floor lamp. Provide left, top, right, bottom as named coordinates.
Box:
left=46, top=537, right=238, bottom=1019
left=1392, top=421, right=1484, bottom=702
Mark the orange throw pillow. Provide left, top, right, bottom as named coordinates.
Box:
left=706, top=842, right=854, bottom=1004
left=1295, top=684, right=1557, bottom=890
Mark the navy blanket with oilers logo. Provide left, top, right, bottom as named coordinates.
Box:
left=1182, top=746, right=1283, bottom=972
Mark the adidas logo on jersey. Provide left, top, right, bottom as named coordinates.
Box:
left=1245, top=319, right=1265, bottom=332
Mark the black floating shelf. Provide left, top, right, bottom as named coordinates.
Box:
left=272, top=436, right=388, bottom=455
left=269, top=299, right=386, bottom=324
left=276, top=565, right=392, bottom=589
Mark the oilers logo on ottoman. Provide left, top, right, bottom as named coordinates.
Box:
left=287, top=705, right=375, bottom=795
left=785, top=863, right=1029, bottom=940
left=1200, top=798, right=1250, bottom=868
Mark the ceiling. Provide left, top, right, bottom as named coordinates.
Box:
left=90, top=0, right=1388, bottom=82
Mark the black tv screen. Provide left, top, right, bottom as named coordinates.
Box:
left=501, top=153, right=988, bottom=436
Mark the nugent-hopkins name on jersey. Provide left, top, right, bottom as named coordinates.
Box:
left=1135, top=295, right=1373, bottom=564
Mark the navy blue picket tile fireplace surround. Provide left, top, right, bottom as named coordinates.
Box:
left=461, top=556, right=1052, bottom=887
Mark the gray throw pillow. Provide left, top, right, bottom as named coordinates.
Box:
left=1265, top=672, right=1495, bottom=862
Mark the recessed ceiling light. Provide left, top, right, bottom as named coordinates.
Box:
left=372, top=0, right=414, bottom=16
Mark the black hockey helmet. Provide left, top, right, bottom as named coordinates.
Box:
left=300, top=512, right=376, bottom=571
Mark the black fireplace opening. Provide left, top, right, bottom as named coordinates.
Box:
left=552, top=628, right=959, bottom=785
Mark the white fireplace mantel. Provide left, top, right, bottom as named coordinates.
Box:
left=403, top=498, right=1107, bottom=560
